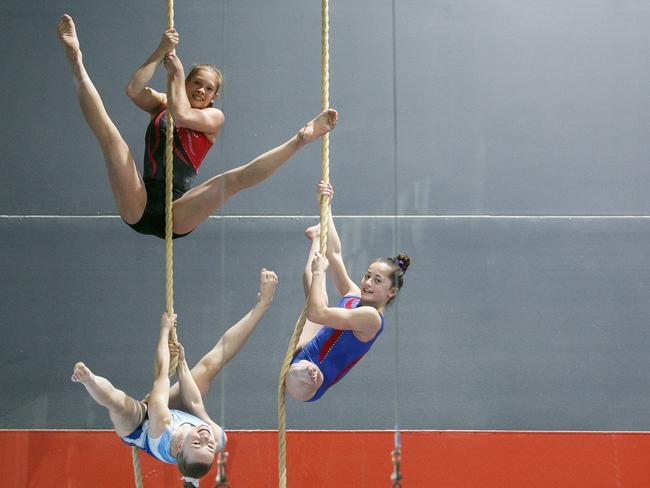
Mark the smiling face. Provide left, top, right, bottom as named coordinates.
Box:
left=359, top=261, right=397, bottom=307
left=185, top=68, right=220, bottom=109
left=180, top=424, right=217, bottom=465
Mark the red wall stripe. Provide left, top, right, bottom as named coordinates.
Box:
left=2, top=430, right=650, bottom=487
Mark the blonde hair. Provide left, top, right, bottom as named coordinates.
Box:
left=177, top=448, right=213, bottom=484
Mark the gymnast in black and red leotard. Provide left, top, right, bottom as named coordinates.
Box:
left=58, top=14, right=337, bottom=239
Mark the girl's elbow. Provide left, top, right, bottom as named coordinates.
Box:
left=125, top=83, right=136, bottom=100
left=170, top=110, right=192, bottom=127
left=125, top=84, right=147, bottom=104
left=307, top=308, right=327, bottom=324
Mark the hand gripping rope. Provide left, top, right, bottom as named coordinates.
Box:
left=276, top=1, right=331, bottom=486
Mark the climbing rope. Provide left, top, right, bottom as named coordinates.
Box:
left=277, top=1, right=331, bottom=486
left=318, top=0, right=331, bottom=254
left=131, top=2, right=178, bottom=487
left=164, top=0, right=179, bottom=373
left=131, top=443, right=143, bottom=488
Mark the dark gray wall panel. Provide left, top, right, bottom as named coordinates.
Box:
left=2, top=0, right=650, bottom=435
left=403, top=216, right=650, bottom=430
left=396, top=1, right=650, bottom=215
left=2, top=216, right=650, bottom=430
left=3, top=1, right=648, bottom=216
left=0, top=216, right=403, bottom=430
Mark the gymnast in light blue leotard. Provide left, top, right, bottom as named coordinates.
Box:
left=71, top=268, right=279, bottom=487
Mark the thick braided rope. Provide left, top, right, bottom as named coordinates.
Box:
left=276, top=306, right=308, bottom=488
left=164, top=0, right=179, bottom=371
left=277, top=1, right=330, bottom=486
left=131, top=3, right=177, bottom=487
left=131, top=446, right=143, bottom=488
left=318, top=0, right=331, bottom=255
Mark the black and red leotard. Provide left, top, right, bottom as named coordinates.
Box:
left=127, top=107, right=213, bottom=239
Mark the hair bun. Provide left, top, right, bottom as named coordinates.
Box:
left=394, top=253, right=410, bottom=272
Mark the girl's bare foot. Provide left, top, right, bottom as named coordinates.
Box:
left=286, top=361, right=323, bottom=401
left=298, top=109, right=338, bottom=144
left=305, top=224, right=320, bottom=241
left=57, top=14, right=81, bottom=61
left=306, top=363, right=320, bottom=384
left=71, top=361, right=93, bottom=384
left=295, top=360, right=320, bottom=385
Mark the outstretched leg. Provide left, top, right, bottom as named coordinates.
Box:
left=170, top=109, right=339, bottom=235
left=58, top=15, right=146, bottom=224
left=168, top=269, right=278, bottom=409
left=71, top=362, right=145, bottom=437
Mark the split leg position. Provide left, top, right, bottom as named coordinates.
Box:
left=58, top=14, right=338, bottom=235
left=71, top=267, right=279, bottom=438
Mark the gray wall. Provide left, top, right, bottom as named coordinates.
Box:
left=1, top=0, right=649, bottom=431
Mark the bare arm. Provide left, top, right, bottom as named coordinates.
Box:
left=307, top=255, right=380, bottom=341
left=162, top=52, right=224, bottom=135
left=125, top=29, right=177, bottom=114
left=171, top=353, right=227, bottom=447
left=147, top=313, right=175, bottom=437
left=205, top=269, right=278, bottom=376
left=317, top=181, right=359, bottom=297
left=173, top=342, right=210, bottom=418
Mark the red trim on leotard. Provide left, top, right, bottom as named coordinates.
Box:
left=319, top=330, right=343, bottom=363
left=146, top=110, right=167, bottom=177
left=318, top=297, right=357, bottom=362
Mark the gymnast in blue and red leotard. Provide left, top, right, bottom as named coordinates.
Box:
left=286, top=181, right=411, bottom=402
left=291, top=295, right=385, bottom=401
left=58, top=14, right=338, bottom=239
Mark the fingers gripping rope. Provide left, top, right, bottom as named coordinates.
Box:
left=277, top=1, right=330, bottom=487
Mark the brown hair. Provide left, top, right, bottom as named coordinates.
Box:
left=186, top=64, right=223, bottom=106
left=375, top=252, right=411, bottom=293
